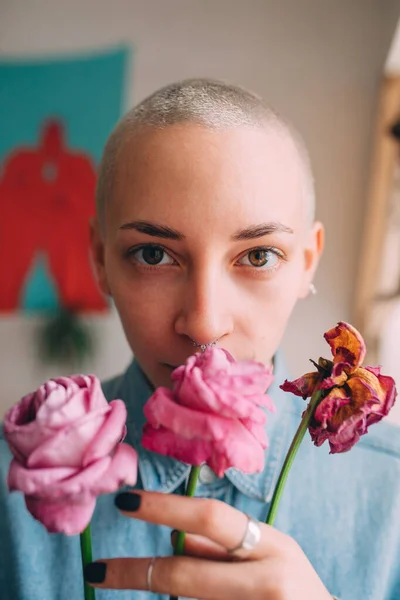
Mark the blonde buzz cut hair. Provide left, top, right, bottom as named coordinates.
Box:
left=96, top=78, right=315, bottom=228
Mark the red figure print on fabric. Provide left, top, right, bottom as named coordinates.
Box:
left=0, top=120, right=107, bottom=312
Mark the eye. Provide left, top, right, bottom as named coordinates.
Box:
left=238, top=247, right=281, bottom=269
left=128, top=244, right=176, bottom=266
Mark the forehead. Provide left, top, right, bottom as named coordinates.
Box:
left=109, top=123, right=306, bottom=233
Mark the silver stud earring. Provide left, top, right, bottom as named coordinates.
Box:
left=309, top=283, right=317, bottom=295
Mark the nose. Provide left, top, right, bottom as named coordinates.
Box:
left=174, top=269, right=234, bottom=347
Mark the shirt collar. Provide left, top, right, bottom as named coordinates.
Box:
left=115, top=354, right=302, bottom=503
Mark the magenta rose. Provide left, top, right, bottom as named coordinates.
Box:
left=3, top=375, right=137, bottom=535
left=142, top=348, right=275, bottom=477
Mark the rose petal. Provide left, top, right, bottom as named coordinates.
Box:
left=280, top=372, right=320, bottom=399
left=144, top=388, right=266, bottom=442
left=179, top=370, right=273, bottom=419
left=50, top=456, right=112, bottom=497
left=313, top=387, right=350, bottom=430
left=214, top=366, right=273, bottom=397
left=36, top=375, right=106, bottom=427
left=319, top=362, right=349, bottom=390
left=324, top=322, right=366, bottom=371
left=5, top=440, right=27, bottom=464
left=7, top=459, right=78, bottom=495
left=240, top=418, right=268, bottom=448
left=361, top=367, right=397, bottom=415
left=27, top=407, right=109, bottom=468
left=375, top=373, right=397, bottom=414
left=209, top=371, right=274, bottom=404
left=142, top=422, right=265, bottom=476
left=173, top=352, right=273, bottom=419
left=82, top=399, right=127, bottom=467
left=142, top=424, right=212, bottom=466
left=89, top=443, right=138, bottom=494
left=9, top=456, right=112, bottom=499
left=36, top=385, right=88, bottom=428
left=4, top=392, right=42, bottom=429
left=25, top=495, right=96, bottom=535
left=3, top=394, right=55, bottom=460
left=345, top=374, right=384, bottom=415
left=309, top=412, right=367, bottom=454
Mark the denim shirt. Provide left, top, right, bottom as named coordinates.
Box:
left=1, top=355, right=400, bottom=600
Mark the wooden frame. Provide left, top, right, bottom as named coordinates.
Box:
left=353, top=75, right=400, bottom=334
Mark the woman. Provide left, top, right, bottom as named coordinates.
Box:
left=1, top=79, right=400, bottom=600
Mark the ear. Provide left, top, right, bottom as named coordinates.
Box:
left=298, top=220, right=325, bottom=299
left=90, top=217, right=112, bottom=297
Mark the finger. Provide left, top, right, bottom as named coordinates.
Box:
left=171, top=530, right=234, bottom=561
left=115, top=490, right=287, bottom=559
left=85, top=556, right=260, bottom=600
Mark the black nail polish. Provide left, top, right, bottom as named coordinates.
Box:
left=84, top=562, right=107, bottom=584
left=115, top=491, right=142, bottom=512
left=170, top=529, right=178, bottom=543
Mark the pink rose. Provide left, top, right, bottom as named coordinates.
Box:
left=142, top=348, right=274, bottom=477
left=3, top=375, right=137, bottom=535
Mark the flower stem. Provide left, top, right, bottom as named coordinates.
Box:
left=266, top=387, right=323, bottom=526
left=80, top=523, right=95, bottom=600
left=174, top=465, right=201, bottom=555
left=170, top=465, right=201, bottom=600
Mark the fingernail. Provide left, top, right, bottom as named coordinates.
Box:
left=170, top=529, right=178, bottom=544
left=84, top=561, right=107, bottom=584
left=115, top=491, right=142, bottom=512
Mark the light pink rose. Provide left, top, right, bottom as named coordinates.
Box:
left=142, top=348, right=274, bottom=477
left=3, top=375, right=137, bottom=535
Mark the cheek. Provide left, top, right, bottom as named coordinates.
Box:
left=108, top=269, right=178, bottom=351
left=241, top=258, right=304, bottom=313
left=237, top=264, right=304, bottom=355
left=246, top=291, right=297, bottom=339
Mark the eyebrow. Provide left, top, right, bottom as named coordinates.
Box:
left=231, top=222, right=294, bottom=240
left=119, top=221, right=185, bottom=240
left=119, top=220, right=293, bottom=241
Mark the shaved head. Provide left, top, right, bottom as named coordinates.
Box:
left=95, top=78, right=315, bottom=231
left=90, top=79, right=324, bottom=388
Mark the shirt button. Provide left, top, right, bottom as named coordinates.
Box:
left=199, top=464, right=217, bottom=484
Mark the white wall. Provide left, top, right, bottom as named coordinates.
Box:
left=386, top=15, right=400, bottom=73
left=0, top=0, right=399, bottom=422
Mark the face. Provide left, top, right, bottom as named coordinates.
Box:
left=91, top=123, right=324, bottom=388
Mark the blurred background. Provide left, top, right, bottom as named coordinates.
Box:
left=1, top=0, right=400, bottom=423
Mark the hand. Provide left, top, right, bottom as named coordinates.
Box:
left=85, top=490, right=332, bottom=600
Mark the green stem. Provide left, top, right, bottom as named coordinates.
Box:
left=170, top=465, right=201, bottom=600
left=266, top=387, right=323, bottom=526
left=174, top=465, right=201, bottom=555
left=80, top=523, right=95, bottom=600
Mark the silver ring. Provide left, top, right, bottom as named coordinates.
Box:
left=191, top=338, right=219, bottom=353
left=227, top=514, right=262, bottom=555
left=147, top=557, right=156, bottom=592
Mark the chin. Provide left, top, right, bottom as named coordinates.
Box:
left=156, top=375, right=175, bottom=390
left=145, top=363, right=176, bottom=390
